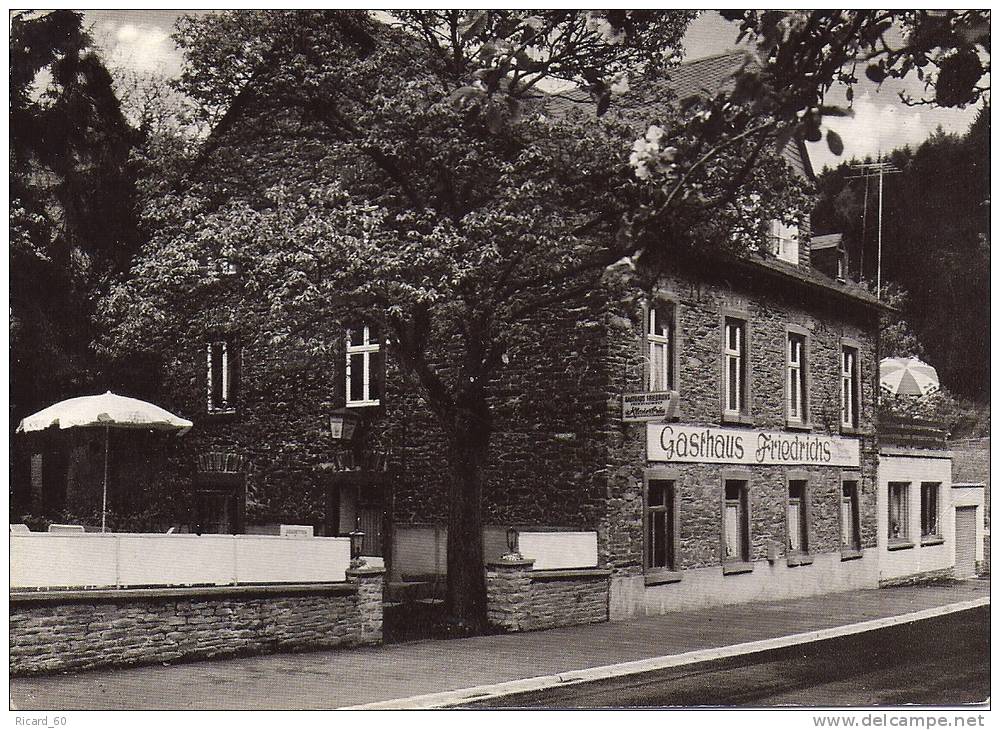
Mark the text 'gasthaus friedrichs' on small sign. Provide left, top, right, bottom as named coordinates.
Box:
left=622, top=391, right=678, bottom=422
left=647, top=424, right=860, bottom=467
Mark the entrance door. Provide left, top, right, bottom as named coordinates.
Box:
left=955, top=506, right=977, bottom=579
left=358, top=485, right=384, bottom=557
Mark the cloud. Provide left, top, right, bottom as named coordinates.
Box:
left=100, top=20, right=182, bottom=76
left=807, top=83, right=979, bottom=171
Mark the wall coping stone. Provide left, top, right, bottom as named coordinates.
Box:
left=487, top=558, right=535, bottom=569
left=346, top=565, right=387, bottom=578
left=878, top=446, right=953, bottom=459
left=530, top=568, right=612, bottom=581
left=9, top=582, right=357, bottom=606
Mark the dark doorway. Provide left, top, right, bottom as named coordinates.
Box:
left=192, top=473, right=246, bottom=534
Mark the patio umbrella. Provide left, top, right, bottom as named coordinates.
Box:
left=16, top=391, right=193, bottom=532
left=879, top=357, right=940, bottom=397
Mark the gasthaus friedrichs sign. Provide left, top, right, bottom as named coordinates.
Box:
left=622, top=391, right=678, bottom=422
left=647, top=424, right=860, bottom=467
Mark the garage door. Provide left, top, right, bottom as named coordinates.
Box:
left=954, top=506, right=978, bottom=579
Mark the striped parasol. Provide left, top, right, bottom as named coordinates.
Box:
left=879, top=357, right=940, bottom=397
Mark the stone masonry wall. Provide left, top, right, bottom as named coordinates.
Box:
left=10, top=569, right=384, bottom=675
left=486, top=561, right=610, bottom=632
left=600, top=260, right=881, bottom=579
left=141, top=285, right=611, bottom=535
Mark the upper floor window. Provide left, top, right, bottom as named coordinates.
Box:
left=769, top=220, right=799, bottom=265
left=723, top=317, right=748, bottom=418
left=207, top=338, right=240, bottom=413
left=841, top=344, right=860, bottom=430
left=346, top=324, right=382, bottom=407
left=786, top=332, right=808, bottom=425
left=645, top=303, right=675, bottom=392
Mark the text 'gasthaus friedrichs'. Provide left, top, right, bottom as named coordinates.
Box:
left=646, top=424, right=860, bottom=467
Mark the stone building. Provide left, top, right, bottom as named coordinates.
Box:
left=83, top=54, right=884, bottom=623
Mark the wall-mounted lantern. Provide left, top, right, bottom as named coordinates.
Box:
left=329, top=409, right=360, bottom=441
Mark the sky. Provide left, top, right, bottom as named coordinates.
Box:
left=82, top=9, right=983, bottom=172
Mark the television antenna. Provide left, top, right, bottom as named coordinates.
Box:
left=845, top=160, right=901, bottom=299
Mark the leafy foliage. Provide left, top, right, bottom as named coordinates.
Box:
left=10, top=12, right=147, bottom=425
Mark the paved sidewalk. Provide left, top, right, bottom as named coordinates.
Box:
left=9, top=579, right=989, bottom=710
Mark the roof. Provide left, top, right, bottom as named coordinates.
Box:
left=811, top=233, right=844, bottom=251
left=634, top=51, right=750, bottom=106
left=544, top=52, right=751, bottom=119
left=546, top=55, right=886, bottom=310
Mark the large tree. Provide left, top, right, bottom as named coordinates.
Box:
left=10, top=11, right=150, bottom=515
left=101, top=9, right=989, bottom=630
left=10, top=12, right=146, bottom=416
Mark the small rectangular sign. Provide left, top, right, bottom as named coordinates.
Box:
left=623, top=391, right=678, bottom=422
left=647, top=423, right=860, bottom=467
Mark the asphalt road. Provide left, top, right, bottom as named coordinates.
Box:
left=470, top=606, right=990, bottom=708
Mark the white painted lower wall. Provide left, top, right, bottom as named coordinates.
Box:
left=610, top=550, right=878, bottom=619
left=878, top=452, right=953, bottom=583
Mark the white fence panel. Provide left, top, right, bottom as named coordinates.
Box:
left=118, top=534, right=234, bottom=587
left=236, top=536, right=350, bottom=584
left=519, top=531, right=599, bottom=570
left=10, top=534, right=118, bottom=589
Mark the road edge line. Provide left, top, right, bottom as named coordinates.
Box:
left=343, top=597, right=989, bottom=710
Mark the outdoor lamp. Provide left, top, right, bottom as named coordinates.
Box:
left=329, top=409, right=359, bottom=441
left=503, top=527, right=521, bottom=561
left=349, top=528, right=366, bottom=567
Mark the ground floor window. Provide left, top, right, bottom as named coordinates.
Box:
left=646, top=479, right=676, bottom=572
left=920, top=482, right=941, bottom=542
left=786, top=479, right=809, bottom=554
left=888, top=481, right=910, bottom=544
left=841, top=478, right=861, bottom=552
left=723, top=479, right=750, bottom=566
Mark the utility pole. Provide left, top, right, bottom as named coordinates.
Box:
left=846, top=159, right=900, bottom=299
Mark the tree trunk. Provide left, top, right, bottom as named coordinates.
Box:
left=443, top=397, right=491, bottom=633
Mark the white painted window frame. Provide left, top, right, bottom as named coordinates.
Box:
left=786, top=480, right=808, bottom=553
left=346, top=324, right=381, bottom=408
left=647, top=306, right=672, bottom=392
left=769, top=220, right=799, bottom=265
left=724, top=319, right=745, bottom=416
left=920, top=481, right=941, bottom=538
left=786, top=334, right=806, bottom=424
left=841, top=345, right=859, bottom=429
left=207, top=340, right=234, bottom=413
left=888, top=481, right=910, bottom=541
left=841, top=478, right=861, bottom=551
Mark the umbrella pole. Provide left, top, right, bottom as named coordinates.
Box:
left=102, top=425, right=109, bottom=533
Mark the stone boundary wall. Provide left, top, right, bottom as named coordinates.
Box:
left=10, top=567, right=384, bottom=676
left=486, top=559, right=610, bottom=632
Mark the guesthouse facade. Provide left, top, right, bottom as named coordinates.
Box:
left=115, top=53, right=888, bottom=622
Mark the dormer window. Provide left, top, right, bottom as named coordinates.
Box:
left=769, top=220, right=799, bottom=265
